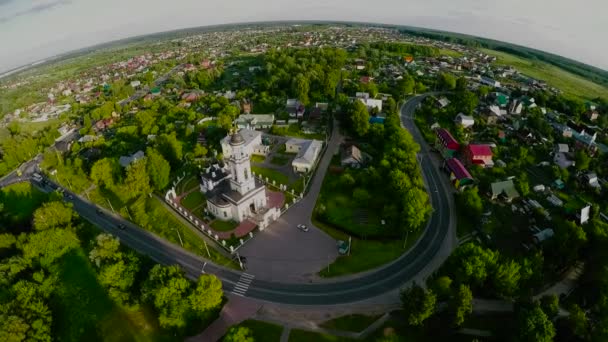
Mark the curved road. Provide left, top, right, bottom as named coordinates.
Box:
left=3, top=94, right=455, bottom=305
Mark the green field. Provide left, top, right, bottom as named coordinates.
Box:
left=320, top=314, right=382, bottom=333
left=251, top=154, right=267, bottom=163
left=288, top=329, right=357, bottom=342
left=314, top=218, right=422, bottom=278
left=252, top=166, right=290, bottom=185
left=225, top=320, right=284, bottom=342
left=181, top=190, right=206, bottom=211
left=176, top=175, right=200, bottom=195
left=481, top=48, right=608, bottom=100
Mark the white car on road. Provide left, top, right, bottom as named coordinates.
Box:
left=297, top=224, right=309, bottom=232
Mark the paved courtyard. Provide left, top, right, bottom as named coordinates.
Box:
left=238, top=206, right=339, bottom=283
left=238, top=123, right=343, bottom=283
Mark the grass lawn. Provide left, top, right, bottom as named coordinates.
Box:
left=314, top=218, right=423, bottom=277
left=252, top=165, right=290, bottom=185
left=439, top=48, right=463, bottom=58
left=181, top=190, right=206, bottom=211
left=251, top=154, right=267, bottom=163
left=176, top=175, right=200, bottom=195
left=288, top=329, right=357, bottom=342
left=51, top=249, right=172, bottom=342
left=271, top=124, right=325, bottom=140
left=210, top=220, right=239, bottom=232
left=0, top=182, right=48, bottom=225
left=320, top=314, right=382, bottom=333
left=226, top=320, right=284, bottom=342
left=481, top=48, right=608, bottom=101
left=270, top=155, right=290, bottom=166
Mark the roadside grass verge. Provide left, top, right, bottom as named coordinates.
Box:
left=224, top=320, right=284, bottom=342
left=320, top=314, right=382, bottom=333
left=288, top=329, right=357, bottom=342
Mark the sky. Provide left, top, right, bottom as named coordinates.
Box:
left=1, top=0, right=607, bottom=73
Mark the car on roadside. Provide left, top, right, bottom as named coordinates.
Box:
left=297, top=224, right=309, bottom=232
left=337, top=240, right=349, bottom=255
left=117, top=223, right=126, bottom=230
left=96, top=209, right=104, bottom=215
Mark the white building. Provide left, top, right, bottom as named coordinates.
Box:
left=119, top=150, right=145, bottom=168
left=201, top=131, right=279, bottom=227
left=455, top=113, right=475, bottom=128
left=358, top=98, right=383, bottom=112
left=235, top=114, right=275, bottom=130
left=286, top=138, right=323, bottom=173
left=220, top=128, right=269, bottom=157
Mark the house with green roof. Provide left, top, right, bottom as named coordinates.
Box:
left=491, top=180, right=520, bottom=202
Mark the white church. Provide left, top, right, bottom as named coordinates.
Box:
left=200, top=130, right=279, bottom=228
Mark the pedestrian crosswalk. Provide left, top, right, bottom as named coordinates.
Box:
left=231, top=273, right=254, bottom=296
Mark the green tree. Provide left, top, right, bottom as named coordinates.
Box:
left=351, top=101, right=370, bottom=137
left=157, top=133, right=183, bottom=166
left=98, top=253, right=140, bottom=305
left=517, top=306, right=555, bottom=342
left=90, top=158, right=118, bottom=188
left=292, top=73, right=310, bottom=105
left=146, top=148, right=171, bottom=191
left=20, top=229, right=80, bottom=268
left=539, top=295, right=559, bottom=319
left=449, top=243, right=498, bottom=286
left=223, top=326, right=254, bottom=342
left=492, top=259, right=522, bottom=298
left=456, top=77, right=468, bottom=92
left=575, top=150, right=591, bottom=171
left=89, top=233, right=121, bottom=267
left=141, top=265, right=192, bottom=329
left=124, top=159, right=151, bottom=200
left=189, top=275, right=223, bottom=314
left=402, top=187, right=430, bottom=231
left=193, top=144, right=208, bottom=158
left=0, top=233, right=16, bottom=250
left=397, top=75, right=415, bottom=96
left=0, top=256, right=29, bottom=286
left=353, top=188, right=371, bottom=206
left=566, top=304, right=589, bottom=339
left=450, top=284, right=473, bottom=327
left=457, top=188, right=483, bottom=220
left=34, top=201, right=77, bottom=230
left=437, top=73, right=456, bottom=90
left=400, top=283, right=436, bottom=326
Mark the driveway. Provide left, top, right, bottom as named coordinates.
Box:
left=238, top=121, right=343, bottom=282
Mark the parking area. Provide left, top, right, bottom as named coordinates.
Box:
left=238, top=204, right=339, bottom=283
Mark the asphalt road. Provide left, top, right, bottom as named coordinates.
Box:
left=2, top=94, right=454, bottom=305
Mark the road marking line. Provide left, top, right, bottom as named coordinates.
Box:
left=239, top=278, right=253, bottom=284
left=234, top=284, right=249, bottom=291
left=231, top=292, right=244, bottom=297
left=241, top=273, right=255, bottom=279
left=232, top=288, right=246, bottom=294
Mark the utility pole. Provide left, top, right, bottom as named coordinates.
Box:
left=403, top=229, right=410, bottom=249
left=236, top=252, right=243, bottom=270
left=327, top=255, right=330, bottom=274
left=173, top=228, right=184, bottom=247
left=202, top=239, right=211, bottom=258
left=106, top=199, right=115, bottom=213
left=125, top=207, right=133, bottom=220
left=348, top=236, right=352, bottom=256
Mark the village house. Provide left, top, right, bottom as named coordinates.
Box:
left=340, top=145, right=368, bottom=168
left=455, top=113, right=475, bottom=128
left=491, top=180, right=520, bottom=202
left=119, top=150, right=145, bottom=168
left=286, top=138, right=323, bottom=173
left=583, top=172, right=601, bottom=189
left=435, top=97, right=450, bottom=109
left=443, top=158, right=474, bottom=190
left=286, top=99, right=305, bottom=118
left=235, top=114, right=275, bottom=130
left=435, top=128, right=460, bottom=158
left=464, top=144, right=494, bottom=168
left=587, top=110, right=599, bottom=121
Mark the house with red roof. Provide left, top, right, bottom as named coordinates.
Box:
left=464, top=144, right=494, bottom=168
left=444, top=158, right=474, bottom=189
left=435, top=128, right=460, bottom=158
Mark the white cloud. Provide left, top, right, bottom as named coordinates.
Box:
left=0, top=0, right=606, bottom=72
